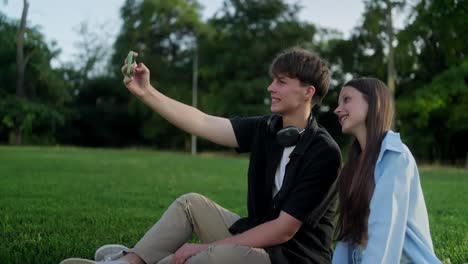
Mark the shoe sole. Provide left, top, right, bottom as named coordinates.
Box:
left=59, top=258, right=96, bottom=264
left=94, top=244, right=129, bottom=261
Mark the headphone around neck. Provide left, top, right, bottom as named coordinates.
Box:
left=266, top=114, right=313, bottom=147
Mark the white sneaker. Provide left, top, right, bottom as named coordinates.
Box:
left=94, top=244, right=130, bottom=261
left=59, top=258, right=128, bottom=264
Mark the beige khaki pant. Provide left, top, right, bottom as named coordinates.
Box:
left=130, top=193, right=271, bottom=264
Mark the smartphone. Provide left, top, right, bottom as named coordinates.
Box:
left=126, top=51, right=134, bottom=76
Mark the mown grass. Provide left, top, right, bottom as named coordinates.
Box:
left=418, top=166, right=468, bottom=263
left=0, top=146, right=466, bottom=263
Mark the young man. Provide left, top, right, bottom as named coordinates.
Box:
left=61, top=47, right=341, bottom=264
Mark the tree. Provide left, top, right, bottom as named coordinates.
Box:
left=0, top=11, right=69, bottom=144
left=15, top=0, right=29, bottom=98
left=57, top=76, right=137, bottom=146
left=323, top=1, right=396, bottom=130
left=70, top=22, right=114, bottom=80
left=397, top=61, right=468, bottom=163
left=56, top=20, right=134, bottom=147
left=110, top=0, right=206, bottom=149
left=324, top=0, right=406, bottom=89
left=322, top=0, right=467, bottom=164
left=198, top=0, right=316, bottom=117
left=394, top=0, right=467, bottom=164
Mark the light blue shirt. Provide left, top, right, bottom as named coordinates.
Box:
left=332, top=131, right=441, bottom=264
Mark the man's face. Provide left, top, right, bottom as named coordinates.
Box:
left=267, top=74, right=312, bottom=115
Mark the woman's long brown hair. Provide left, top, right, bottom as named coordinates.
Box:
left=337, top=78, right=394, bottom=245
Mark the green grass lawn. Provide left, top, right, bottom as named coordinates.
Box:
left=0, top=146, right=466, bottom=263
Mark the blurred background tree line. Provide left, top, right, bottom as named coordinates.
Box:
left=0, top=0, right=466, bottom=165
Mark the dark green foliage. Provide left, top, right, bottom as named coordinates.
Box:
left=110, top=0, right=205, bottom=149
left=0, top=0, right=466, bottom=162
left=198, top=0, right=316, bottom=117
left=57, top=76, right=139, bottom=147
left=0, top=13, right=69, bottom=144
left=321, top=0, right=467, bottom=163
left=397, top=61, right=468, bottom=163
left=394, top=0, right=467, bottom=163
left=0, top=96, right=65, bottom=143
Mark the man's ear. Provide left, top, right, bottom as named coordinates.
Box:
left=305, top=85, right=316, bottom=101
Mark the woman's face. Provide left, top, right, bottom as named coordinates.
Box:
left=334, top=86, right=369, bottom=136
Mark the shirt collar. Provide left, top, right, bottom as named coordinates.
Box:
left=291, top=117, right=318, bottom=156
left=376, top=130, right=404, bottom=164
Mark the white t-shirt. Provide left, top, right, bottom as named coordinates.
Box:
left=272, top=146, right=296, bottom=197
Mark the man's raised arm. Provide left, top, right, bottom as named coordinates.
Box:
left=122, top=52, right=238, bottom=148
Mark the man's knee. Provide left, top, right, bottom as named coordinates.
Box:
left=176, top=192, right=204, bottom=203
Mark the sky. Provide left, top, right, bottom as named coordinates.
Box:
left=1, top=0, right=365, bottom=65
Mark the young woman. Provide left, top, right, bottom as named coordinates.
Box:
left=332, top=78, right=441, bottom=263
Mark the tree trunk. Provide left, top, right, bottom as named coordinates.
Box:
left=13, top=0, right=29, bottom=145
left=465, top=152, right=468, bottom=170
left=385, top=0, right=397, bottom=129
left=385, top=0, right=396, bottom=97
left=9, top=128, right=22, bottom=145
left=16, top=0, right=29, bottom=98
